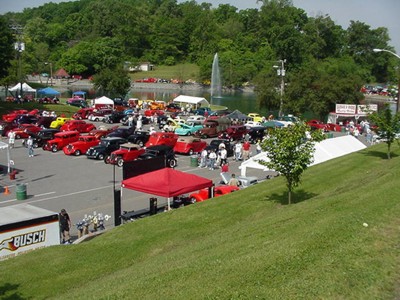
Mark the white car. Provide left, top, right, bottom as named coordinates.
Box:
left=244, top=121, right=262, bottom=128
left=186, top=115, right=206, bottom=125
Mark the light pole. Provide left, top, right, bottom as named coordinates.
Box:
left=45, top=62, right=53, bottom=86
left=373, top=48, right=400, bottom=113
left=274, top=59, right=286, bottom=117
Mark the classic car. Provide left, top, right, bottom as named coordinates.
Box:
left=145, top=131, right=178, bottom=147
left=106, top=143, right=145, bottom=167
left=149, top=101, right=166, bottom=110
left=43, top=130, right=80, bottom=152
left=247, top=126, right=267, bottom=143
left=22, top=128, right=60, bottom=148
left=14, top=114, right=39, bottom=125
left=173, top=136, right=207, bottom=155
left=163, top=117, right=186, bottom=132
left=244, top=121, right=262, bottom=128
left=9, top=124, right=42, bottom=139
left=144, top=109, right=165, bottom=117
left=72, top=108, right=95, bottom=120
left=86, top=137, right=127, bottom=160
left=0, top=122, right=18, bottom=137
left=2, top=110, right=28, bottom=122
left=138, top=145, right=177, bottom=168
left=127, top=131, right=150, bottom=147
left=63, top=135, right=100, bottom=156
left=60, top=120, right=96, bottom=133
left=186, top=115, right=206, bottom=125
left=306, top=119, right=329, bottom=132
left=103, top=111, right=125, bottom=124
left=36, top=116, right=56, bottom=128
left=88, top=109, right=113, bottom=122
left=205, top=139, right=234, bottom=157
left=50, top=117, right=72, bottom=129
left=218, top=125, right=249, bottom=141
left=194, top=107, right=212, bottom=116
left=165, top=103, right=182, bottom=113
left=106, top=126, right=136, bottom=139
left=248, top=113, right=264, bottom=123
left=187, top=185, right=240, bottom=204
left=88, top=126, right=118, bottom=140
left=174, top=123, right=203, bottom=136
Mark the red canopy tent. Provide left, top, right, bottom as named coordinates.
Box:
left=54, top=68, right=70, bottom=78
left=121, top=168, right=213, bottom=209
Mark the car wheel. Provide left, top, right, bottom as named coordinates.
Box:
left=104, top=155, right=110, bottom=164
left=95, top=118, right=99, bottom=122
left=169, top=159, right=177, bottom=168
left=74, top=150, right=81, bottom=156
left=190, top=197, right=196, bottom=204
left=15, top=134, right=20, bottom=139
left=117, top=158, right=124, bottom=167
left=230, top=137, right=234, bottom=142
left=138, top=140, right=144, bottom=147
left=189, top=149, right=194, bottom=155
left=98, top=153, right=104, bottom=160
left=51, top=145, right=58, bottom=152
left=33, top=142, right=39, bottom=148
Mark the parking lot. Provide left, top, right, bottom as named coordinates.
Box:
left=0, top=121, right=267, bottom=240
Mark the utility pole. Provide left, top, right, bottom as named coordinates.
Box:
left=274, top=59, right=286, bottom=117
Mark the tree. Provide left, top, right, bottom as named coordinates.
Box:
left=368, top=105, right=400, bottom=159
left=260, top=122, right=324, bottom=204
left=92, top=66, right=131, bottom=98
left=0, top=17, right=15, bottom=80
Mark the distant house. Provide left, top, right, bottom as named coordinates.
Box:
left=126, top=62, right=154, bottom=72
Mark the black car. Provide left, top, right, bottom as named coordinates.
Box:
left=103, top=111, right=125, bottom=124
left=247, top=126, right=267, bottom=143
left=106, top=126, right=136, bottom=139
left=86, top=137, right=127, bottom=160
left=157, top=115, right=168, bottom=129
left=205, top=139, right=234, bottom=157
left=23, top=128, right=60, bottom=148
left=138, top=145, right=177, bottom=168
left=15, top=115, right=39, bottom=125
left=36, top=116, right=56, bottom=128
left=127, top=131, right=150, bottom=148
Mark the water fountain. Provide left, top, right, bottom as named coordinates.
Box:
left=210, top=53, right=222, bottom=104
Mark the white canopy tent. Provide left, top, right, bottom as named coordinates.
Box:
left=239, top=135, right=367, bottom=176
left=173, top=95, right=210, bottom=108
left=8, top=83, right=36, bottom=93
left=93, top=96, right=114, bottom=108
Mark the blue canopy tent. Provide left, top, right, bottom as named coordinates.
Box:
left=37, top=87, right=61, bottom=96
left=72, top=91, right=87, bottom=99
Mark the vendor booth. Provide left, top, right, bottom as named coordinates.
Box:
left=173, top=95, right=210, bottom=108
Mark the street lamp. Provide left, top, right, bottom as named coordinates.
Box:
left=45, top=62, right=53, bottom=86
left=274, top=59, right=286, bottom=117
left=373, top=48, right=400, bottom=112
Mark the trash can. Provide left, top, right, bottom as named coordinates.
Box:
left=341, top=127, right=346, bottom=133
left=190, top=155, right=198, bottom=167
left=16, top=183, right=27, bottom=200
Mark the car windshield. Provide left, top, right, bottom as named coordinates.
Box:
left=100, top=140, right=110, bottom=147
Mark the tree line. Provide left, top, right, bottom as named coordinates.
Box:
left=0, top=0, right=398, bottom=117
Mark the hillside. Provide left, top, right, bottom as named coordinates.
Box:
left=1, top=143, right=400, bottom=299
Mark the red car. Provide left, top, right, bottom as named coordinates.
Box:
left=107, top=143, right=146, bottom=167
left=72, top=108, right=95, bottom=120
left=188, top=185, right=240, bottom=203
left=60, top=120, right=96, bottom=133
left=2, top=110, right=28, bottom=122
left=144, top=109, right=165, bottom=117
left=306, top=119, right=329, bottom=132
left=173, top=136, right=207, bottom=155
left=9, top=124, right=42, bottom=139
left=63, top=135, right=100, bottom=156
left=43, top=131, right=80, bottom=152
left=88, top=126, right=118, bottom=140
left=145, top=132, right=178, bottom=147
left=218, top=125, right=249, bottom=142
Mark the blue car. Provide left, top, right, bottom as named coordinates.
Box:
left=175, top=123, right=203, bottom=136
left=194, top=107, right=212, bottom=116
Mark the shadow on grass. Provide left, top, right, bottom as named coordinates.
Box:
left=362, top=149, right=398, bottom=159
left=262, top=189, right=318, bottom=205
left=0, top=283, right=27, bottom=300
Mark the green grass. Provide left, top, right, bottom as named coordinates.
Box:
left=1, top=143, right=400, bottom=299
left=0, top=101, right=80, bottom=118
left=130, top=63, right=200, bottom=82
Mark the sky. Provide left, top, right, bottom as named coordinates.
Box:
left=1, top=0, right=399, bottom=52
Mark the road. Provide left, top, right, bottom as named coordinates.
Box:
left=0, top=122, right=267, bottom=240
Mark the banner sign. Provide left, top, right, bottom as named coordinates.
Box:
left=357, top=104, right=378, bottom=115
left=335, top=104, right=356, bottom=114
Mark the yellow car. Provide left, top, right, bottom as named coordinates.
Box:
left=50, top=117, right=72, bottom=129
left=248, top=113, right=263, bottom=123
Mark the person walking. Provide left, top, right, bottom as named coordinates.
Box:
left=228, top=173, right=240, bottom=187
left=234, top=141, right=243, bottom=161
left=208, top=150, right=217, bottom=170
left=59, top=209, right=72, bottom=244
left=8, top=131, right=15, bottom=149
left=27, top=136, right=34, bottom=157
left=199, top=148, right=208, bottom=168
left=220, top=145, right=227, bottom=166
left=242, top=140, right=251, bottom=160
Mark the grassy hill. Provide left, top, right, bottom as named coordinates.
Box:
left=1, top=143, right=400, bottom=299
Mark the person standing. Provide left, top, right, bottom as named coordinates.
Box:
left=208, top=150, right=217, bottom=170
left=136, top=115, right=143, bottom=131
left=59, top=209, right=72, bottom=244
left=256, top=141, right=262, bottom=154
left=199, top=148, right=208, bottom=168
left=234, top=141, right=243, bottom=161
left=27, top=136, right=34, bottom=157
left=242, top=140, right=251, bottom=160
left=220, top=145, right=227, bottom=166
left=228, top=174, right=240, bottom=187
left=8, top=131, right=15, bottom=149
